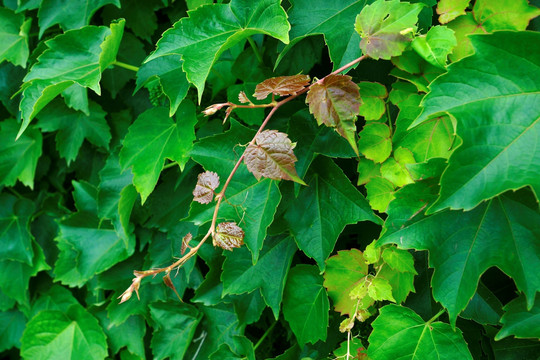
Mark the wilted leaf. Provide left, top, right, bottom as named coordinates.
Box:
left=193, top=171, right=220, bottom=204
left=181, top=233, right=193, bottom=255
left=253, top=74, right=310, bottom=100
left=306, top=74, right=361, bottom=154
left=213, top=222, right=245, bottom=250
left=355, top=0, right=424, bottom=60
left=244, top=130, right=305, bottom=184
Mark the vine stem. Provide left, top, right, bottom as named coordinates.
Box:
left=253, top=321, right=277, bottom=351
left=113, top=61, right=140, bottom=72
left=427, top=309, right=446, bottom=324
left=119, top=54, right=369, bottom=302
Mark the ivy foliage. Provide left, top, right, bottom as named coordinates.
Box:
left=1, top=0, right=539, bottom=359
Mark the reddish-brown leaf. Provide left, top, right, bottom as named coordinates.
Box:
left=244, top=130, right=305, bottom=184
left=181, top=233, right=193, bottom=255
left=213, top=222, right=245, bottom=250
left=306, top=74, right=361, bottom=155
left=253, top=74, right=310, bottom=100
left=193, top=171, right=220, bottom=204
left=238, top=91, right=249, bottom=103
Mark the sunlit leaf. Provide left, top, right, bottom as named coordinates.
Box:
left=412, top=25, right=457, bottom=69
left=436, top=0, right=470, bottom=24
left=355, top=0, right=424, bottom=60
left=358, top=81, right=387, bottom=121
left=358, top=123, right=392, bottom=163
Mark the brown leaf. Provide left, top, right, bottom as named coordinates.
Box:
left=193, top=171, right=220, bottom=204
left=163, top=272, right=183, bottom=302
left=213, top=222, right=245, bottom=250
left=238, top=91, right=249, bottom=103
left=244, top=130, right=305, bottom=184
left=306, top=74, right=361, bottom=155
left=253, top=74, right=310, bottom=100
left=181, top=233, right=193, bottom=255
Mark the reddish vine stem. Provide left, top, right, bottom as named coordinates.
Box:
left=119, top=54, right=368, bottom=303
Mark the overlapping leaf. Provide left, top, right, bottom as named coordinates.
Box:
left=285, top=157, right=381, bottom=269
left=120, top=103, right=196, bottom=203
left=277, top=0, right=367, bottom=69
left=412, top=32, right=540, bottom=212
left=412, top=25, right=457, bottom=69
left=0, top=119, right=42, bottom=189
left=253, top=74, right=310, bottom=100
left=355, top=0, right=424, bottom=60
left=283, top=265, right=329, bottom=346
left=0, top=7, right=31, bottom=67
left=21, top=304, right=108, bottom=360
left=368, top=305, right=473, bottom=360
left=306, top=74, right=361, bottom=154
left=496, top=296, right=540, bottom=340
left=18, top=19, right=124, bottom=137
left=37, top=99, right=111, bottom=164
left=221, top=235, right=297, bottom=318
left=379, top=194, right=540, bottom=325
left=145, top=0, right=289, bottom=103
left=323, top=249, right=369, bottom=316
left=436, top=0, right=470, bottom=24
left=0, top=194, right=35, bottom=265
left=358, top=82, right=387, bottom=120
left=357, top=123, right=392, bottom=163
left=37, top=0, right=120, bottom=37
left=244, top=130, right=305, bottom=184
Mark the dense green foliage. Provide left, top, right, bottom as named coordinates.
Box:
left=1, top=0, right=539, bottom=359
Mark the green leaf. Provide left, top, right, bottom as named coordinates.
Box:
left=119, top=103, right=196, bottom=203
left=378, top=196, right=540, bottom=325
left=221, top=235, right=297, bottom=318
left=358, top=81, right=388, bottom=121
left=277, top=0, right=366, bottom=70
left=283, top=265, right=329, bottom=346
left=436, top=0, right=470, bottom=24
left=0, top=240, right=49, bottom=307
left=18, top=19, right=125, bottom=137
left=393, top=94, right=454, bottom=162
left=190, top=303, right=243, bottom=360
left=37, top=0, right=120, bottom=37
left=365, top=176, right=396, bottom=213
left=54, top=181, right=135, bottom=287
left=413, top=32, right=540, bottom=212
left=355, top=0, right=424, bottom=60
left=460, top=282, right=503, bottom=325
left=378, top=264, right=415, bottom=304
left=21, top=304, right=108, bottom=360
left=149, top=301, right=202, bottom=360
left=412, top=25, right=457, bottom=68
left=0, top=193, right=35, bottom=265
left=306, top=74, right=361, bottom=155
left=0, top=309, right=26, bottom=352
left=358, top=123, right=392, bottom=163
left=323, top=249, right=369, bottom=316
left=496, top=295, right=540, bottom=340
left=0, top=119, right=42, bottom=188
left=37, top=99, right=111, bottom=164
left=357, top=157, right=381, bottom=186
left=368, top=305, right=473, bottom=360
left=135, top=55, right=190, bottom=116
left=368, top=277, right=395, bottom=302
left=390, top=50, right=445, bottom=93
left=284, top=157, right=381, bottom=270
left=447, top=0, right=540, bottom=61
left=0, top=7, right=31, bottom=67
left=30, top=285, right=79, bottom=317
left=380, top=147, right=415, bottom=187
left=146, top=0, right=289, bottom=102
left=381, top=247, right=416, bottom=274
left=95, top=312, right=145, bottom=359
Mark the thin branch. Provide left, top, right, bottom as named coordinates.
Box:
left=254, top=321, right=277, bottom=351
left=113, top=61, right=140, bottom=72
left=248, top=36, right=264, bottom=64
left=119, top=54, right=369, bottom=303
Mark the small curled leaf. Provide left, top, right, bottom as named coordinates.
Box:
left=253, top=74, right=310, bottom=100
left=238, top=91, right=249, bottom=103
left=181, top=233, right=193, bottom=255
left=213, top=222, right=245, bottom=250
left=193, top=171, right=220, bottom=204
left=244, top=130, right=305, bottom=184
